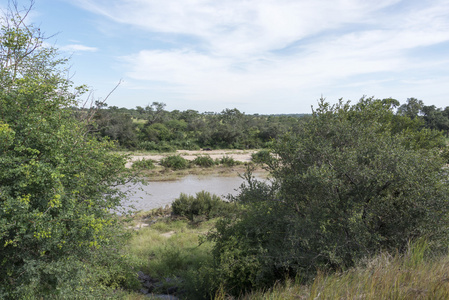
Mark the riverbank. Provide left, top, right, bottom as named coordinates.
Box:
left=125, top=149, right=267, bottom=181
left=125, top=149, right=258, bottom=168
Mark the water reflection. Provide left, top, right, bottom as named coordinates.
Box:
left=122, top=175, right=262, bottom=211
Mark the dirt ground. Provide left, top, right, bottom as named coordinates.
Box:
left=126, top=149, right=257, bottom=168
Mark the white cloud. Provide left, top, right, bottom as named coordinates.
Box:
left=60, top=44, right=98, bottom=52
left=70, top=0, right=449, bottom=111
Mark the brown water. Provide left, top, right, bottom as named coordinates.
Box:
left=122, top=174, right=264, bottom=211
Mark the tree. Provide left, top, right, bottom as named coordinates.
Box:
left=206, top=97, right=449, bottom=296
left=397, top=97, right=424, bottom=119
left=0, top=2, right=136, bottom=298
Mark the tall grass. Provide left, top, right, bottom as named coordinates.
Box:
left=124, top=216, right=216, bottom=298
left=239, top=240, right=449, bottom=300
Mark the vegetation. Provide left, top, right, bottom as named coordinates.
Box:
left=131, top=158, right=156, bottom=170
left=172, top=191, right=236, bottom=221
left=79, top=96, right=449, bottom=154
left=160, top=155, right=189, bottom=170
left=0, top=3, right=137, bottom=298
left=218, top=155, right=241, bottom=167
left=3, top=2, right=449, bottom=299
left=192, top=155, right=216, bottom=167
left=83, top=102, right=309, bottom=151
left=202, top=97, right=449, bottom=297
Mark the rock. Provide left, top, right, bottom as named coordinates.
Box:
left=166, top=286, right=178, bottom=294
left=143, top=281, right=155, bottom=291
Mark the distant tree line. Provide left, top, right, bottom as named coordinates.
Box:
left=78, top=97, right=449, bottom=151
left=77, top=102, right=310, bottom=151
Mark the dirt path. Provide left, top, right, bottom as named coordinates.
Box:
left=126, top=149, right=257, bottom=168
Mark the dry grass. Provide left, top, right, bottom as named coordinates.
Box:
left=234, top=240, right=449, bottom=300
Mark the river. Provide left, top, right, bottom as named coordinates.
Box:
left=122, top=174, right=264, bottom=211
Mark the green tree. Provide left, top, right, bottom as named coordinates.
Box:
left=0, top=3, right=136, bottom=298
left=206, top=97, right=449, bottom=296
left=397, top=97, right=424, bottom=119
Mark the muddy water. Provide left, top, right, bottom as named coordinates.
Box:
left=122, top=174, right=264, bottom=211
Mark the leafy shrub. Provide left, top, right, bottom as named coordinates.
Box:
left=160, top=155, right=189, bottom=170
left=172, top=191, right=233, bottom=221
left=206, top=98, right=449, bottom=296
left=192, top=155, right=215, bottom=167
left=219, top=156, right=240, bottom=167
left=0, top=7, right=139, bottom=297
left=251, top=149, right=272, bottom=164
left=131, top=158, right=155, bottom=170
left=136, top=141, right=176, bottom=152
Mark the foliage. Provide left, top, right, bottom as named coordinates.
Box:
left=172, top=191, right=234, bottom=221
left=219, top=155, right=240, bottom=167
left=251, top=149, right=272, bottom=164
left=92, top=106, right=138, bottom=148
left=192, top=155, right=216, bottom=167
left=131, top=158, right=155, bottom=170
left=205, top=97, right=449, bottom=296
left=235, top=240, right=449, bottom=300
left=124, top=216, right=216, bottom=298
left=77, top=104, right=308, bottom=150
left=160, top=155, right=189, bottom=170
left=0, top=3, right=137, bottom=298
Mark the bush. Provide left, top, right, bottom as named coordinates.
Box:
left=206, top=97, right=449, bottom=296
left=160, top=155, right=189, bottom=170
left=137, top=140, right=159, bottom=151
left=131, top=158, right=155, bottom=170
left=192, top=155, right=215, bottom=167
left=0, top=5, right=138, bottom=297
left=172, top=191, right=232, bottom=221
left=251, top=149, right=272, bottom=164
left=219, top=155, right=240, bottom=167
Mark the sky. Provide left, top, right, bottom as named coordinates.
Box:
left=5, top=0, right=449, bottom=114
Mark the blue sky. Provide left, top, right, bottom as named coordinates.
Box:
left=11, top=0, right=449, bottom=113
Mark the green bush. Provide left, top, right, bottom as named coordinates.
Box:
left=137, top=140, right=159, bottom=151
left=172, top=191, right=232, bottom=221
left=219, top=155, right=240, bottom=167
left=160, top=155, right=189, bottom=170
left=192, top=155, right=216, bottom=167
left=206, top=97, right=449, bottom=296
left=251, top=149, right=272, bottom=164
left=131, top=158, right=155, bottom=170
left=0, top=7, right=138, bottom=297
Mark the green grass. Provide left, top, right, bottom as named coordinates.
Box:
left=123, top=214, right=216, bottom=298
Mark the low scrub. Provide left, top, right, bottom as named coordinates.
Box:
left=160, top=155, right=189, bottom=170
left=218, top=156, right=240, bottom=167
left=192, top=155, right=216, bottom=167
left=172, top=191, right=234, bottom=221
left=131, top=158, right=155, bottom=170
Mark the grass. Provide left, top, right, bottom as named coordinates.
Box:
left=123, top=212, right=216, bottom=298
left=127, top=213, right=449, bottom=299
left=237, top=240, right=449, bottom=300
left=121, top=210, right=449, bottom=300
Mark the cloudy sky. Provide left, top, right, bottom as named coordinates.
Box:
left=16, top=0, right=449, bottom=113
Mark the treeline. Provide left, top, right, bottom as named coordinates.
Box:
left=76, top=98, right=449, bottom=152
left=76, top=102, right=309, bottom=151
